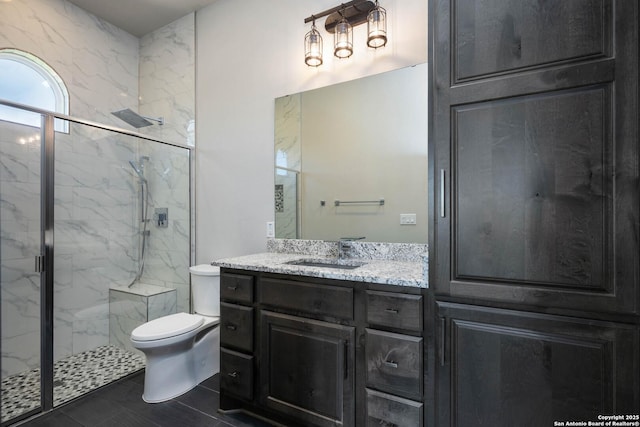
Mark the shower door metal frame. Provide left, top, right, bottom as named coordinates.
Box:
left=1, top=98, right=194, bottom=422
left=40, top=114, right=55, bottom=413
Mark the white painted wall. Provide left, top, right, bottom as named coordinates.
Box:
left=195, top=0, right=427, bottom=262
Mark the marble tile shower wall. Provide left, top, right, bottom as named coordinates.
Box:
left=53, top=125, right=139, bottom=361
left=137, top=142, right=191, bottom=314
left=0, top=0, right=140, bottom=126
left=0, top=122, right=43, bottom=378
left=135, top=13, right=194, bottom=314
left=274, top=94, right=301, bottom=239
left=1, top=0, right=194, bottom=377
left=139, top=13, right=196, bottom=147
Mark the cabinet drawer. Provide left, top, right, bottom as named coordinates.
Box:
left=221, top=272, right=254, bottom=303
left=221, top=302, right=253, bottom=352
left=366, top=389, right=423, bottom=427
left=367, top=291, right=423, bottom=332
left=220, top=348, right=253, bottom=401
left=260, top=278, right=354, bottom=320
left=366, top=328, right=423, bottom=400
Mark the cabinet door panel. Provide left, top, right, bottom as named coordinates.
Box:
left=431, top=0, right=639, bottom=315
left=453, top=0, right=610, bottom=81
left=455, top=86, right=609, bottom=290
left=437, top=302, right=639, bottom=426
left=260, top=311, right=355, bottom=427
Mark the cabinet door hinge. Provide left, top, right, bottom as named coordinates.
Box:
left=35, top=255, right=45, bottom=273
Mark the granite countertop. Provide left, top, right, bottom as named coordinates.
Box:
left=213, top=249, right=428, bottom=288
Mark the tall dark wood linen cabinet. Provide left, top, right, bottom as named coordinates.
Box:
left=428, top=1, right=639, bottom=426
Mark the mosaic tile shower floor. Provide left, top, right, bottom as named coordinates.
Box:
left=1, top=345, right=145, bottom=423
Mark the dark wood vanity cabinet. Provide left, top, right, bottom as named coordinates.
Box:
left=219, top=272, right=255, bottom=401
left=365, top=290, right=424, bottom=427
left=429, top=0, right=640, bottom=424
left=219, top=269, right=427, bottom=427
left=260, top=311, right=355, bottom=427
left=436, top=302, right=639, bottom=426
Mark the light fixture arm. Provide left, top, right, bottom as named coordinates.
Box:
left=304, top=0, right=367, bottom=24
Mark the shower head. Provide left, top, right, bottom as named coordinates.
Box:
left=112, top=108, right=164, bottom=128
left=129, top=160, right=147, bottom=182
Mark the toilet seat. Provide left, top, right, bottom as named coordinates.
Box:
left=132, top=312, right=204, bottom=341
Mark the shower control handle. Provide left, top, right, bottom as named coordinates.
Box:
left=154, top=208, right=168, bottom=228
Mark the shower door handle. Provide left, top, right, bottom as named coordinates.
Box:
left=35, top=255, right=45, bottom=273
left=440, top=169, right=446, bottom=218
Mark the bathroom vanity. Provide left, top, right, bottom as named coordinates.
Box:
left=214, top=241, right=428, bottom=427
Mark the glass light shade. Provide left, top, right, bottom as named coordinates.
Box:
left=367, top=4, right=387, bottom=48
left=334, top=18, right=353, bottom=58
left=305, top=25, right=323, bottom=67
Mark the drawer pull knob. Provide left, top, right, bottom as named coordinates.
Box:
left=225, top=323, right=237, bottom=331
left=385, top=308, right=399, bottom=314
left=227, top=371, right=239, bottom=378
left=383, top=360, right=398, bottom=369
left=227, top=285, right=238, bottom=291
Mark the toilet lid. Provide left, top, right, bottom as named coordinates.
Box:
left=131, top=312, right=204, bottom=341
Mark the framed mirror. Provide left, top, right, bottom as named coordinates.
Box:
left=274, top=63, right=427, bottom=243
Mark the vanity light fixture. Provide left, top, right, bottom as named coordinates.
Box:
left=305, top=17, right=323, bottom=67
left=303, top=0, right=388, bottom=66
left=367, top=0, right=387, bottom=48
left=334, top=12, right=353, bottom=58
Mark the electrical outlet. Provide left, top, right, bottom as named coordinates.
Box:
left=266, top=221, right=275, bottom=237
left=400, top=214, right=417, bottom=225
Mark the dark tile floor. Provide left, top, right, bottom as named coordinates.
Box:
left=14, top=372, right=274, bottom=427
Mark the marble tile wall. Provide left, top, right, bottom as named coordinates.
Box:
left=137, top=141, right=191, bottom=314
left=0, top=121, right=42, bottom=378
left=0, top=0, right=139, bottom=125
left=133, top=13, right=194, bottom=314
left=1, top=0, right=194, bottom=378
left=274, top=94, right=301, bottom=239
left=52, top=123, right=139, bottom=361
left=139, top=13, right=196, bottom=148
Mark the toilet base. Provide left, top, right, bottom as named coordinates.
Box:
left=134, top=321, right=220, bottom=403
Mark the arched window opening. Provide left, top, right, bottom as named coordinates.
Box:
left=0, top=48, right=69, bottom=133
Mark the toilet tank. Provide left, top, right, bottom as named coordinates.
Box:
left=189, top=264, right=220, bottom=316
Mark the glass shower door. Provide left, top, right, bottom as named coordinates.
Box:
left=0, top=114, right=43, bottom=423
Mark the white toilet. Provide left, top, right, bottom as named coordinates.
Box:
left=130, top=264, right=221, bottom=403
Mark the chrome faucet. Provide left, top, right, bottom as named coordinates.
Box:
left=338, top=237, right=365, bottom=260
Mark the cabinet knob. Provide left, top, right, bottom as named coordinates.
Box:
left=225, top=323, right=237, bottom=331
left=384, top=308, right=399, bottom=314
left=227, top=371, right=239, bottom=378
left=227, top=285, right=238, bottom=291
